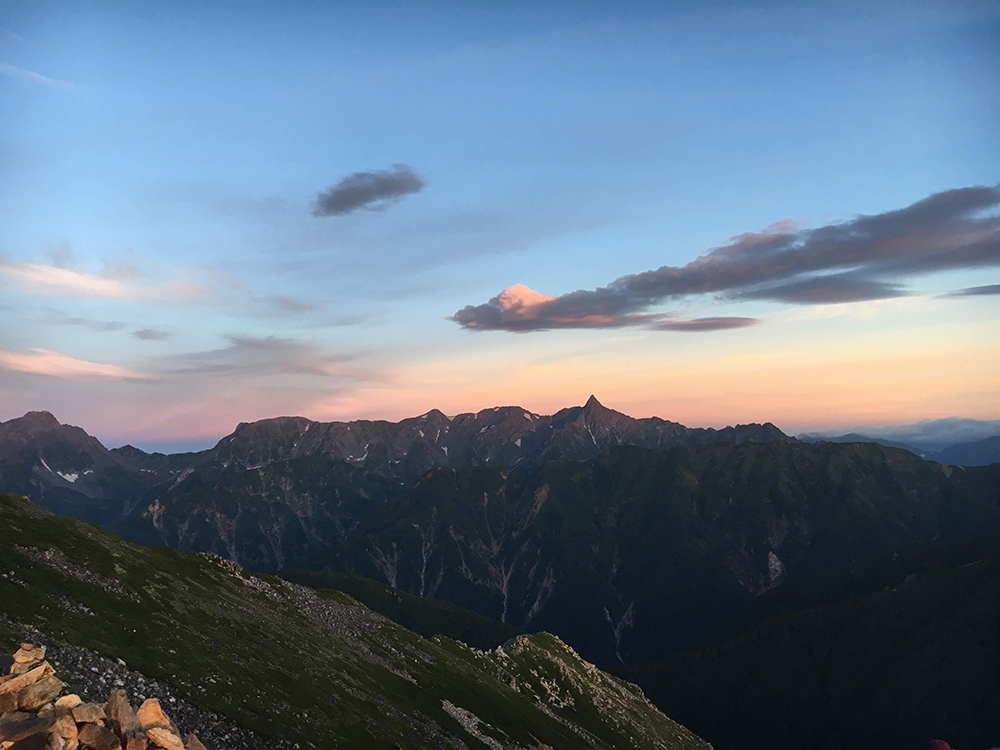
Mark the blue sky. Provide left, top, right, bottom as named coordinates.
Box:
left=1, top=0, right=998, bottom=450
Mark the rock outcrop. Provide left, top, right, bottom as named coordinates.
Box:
left=0, top=645, right=205, bottom=750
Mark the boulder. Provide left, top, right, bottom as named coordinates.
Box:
left=0, top=665, right=55, bottom=697
left=51, top=711, right=79, bottom=748
left=122, top=734, right=148, bottom=750
left=19, top=677, right=63, bottom=712
left=8, top=733, right=48, bottom=750
left=134, top=701, right=171, bottom=733
left=76, top=724, right=121, bottom=750
left=105, top=692, right=141, bottom=743
left=10, top=662, right=41, bottom=678
left=143, top=728, right=183, bottom=750
left=0, top=712, right=55, bottom=742
left=54, top=696, right=81, bottom=711
left=70, top=704, right=105, bottom=724
left=12, top=646, right=45, bottom=665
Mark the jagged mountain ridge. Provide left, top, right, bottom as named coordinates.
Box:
left=0, top=401, right=793, bottom=570
left=295, top=442, right=1000, bottom=667
left=208, top=395, right=792, bottom=479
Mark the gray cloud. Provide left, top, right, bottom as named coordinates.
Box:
left=50, top=315, right=127, bottom=333
left=133, top=328, right=171, bottom=341
left=652, top=317, right=760, bottom=332
left=738, top=275, right=906, bottom=304
left=451, top=184, right=1000, bottom=332
left=165, top=335, right=369, bottom=380
left=313, top=164, right=425, bottom=217
left=943, top=283, right=1000, bottom=297
left=264, top=295, right=320, bottom=313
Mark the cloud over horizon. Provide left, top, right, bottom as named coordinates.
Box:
left=0, top=258, right=206, bottom=301
left=0, top=348, right=154, bottom=380
left=451, top=185, right=1000, bottom=332
left=313, top=164, right=425, bottom=217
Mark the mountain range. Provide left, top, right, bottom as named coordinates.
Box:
left=0, top=399, right=791, bottom=569
left=799, top=416, right=1000, bottom=462
left=2, top=400, right=998, bottom=748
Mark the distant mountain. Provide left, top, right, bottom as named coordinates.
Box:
left=295, top=441, right=1000, bottom=666
left=0, top=411, right=160, bottom=526
left=797, top=432, right=924, bottom=454
left=800, top=416, right=1000, bottom=453
left=926, top=434, right=1000, bottom=466
left=800, top=429, right=1000, bottom=466
left=1, top=401, right=794, bottom=569
left=632, top=534, right=1000, bottom=750
left=0, top=491, right=708, bottom=750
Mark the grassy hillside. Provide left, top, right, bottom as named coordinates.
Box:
left=631, top=535, right=1000, bottom=750
left=0, top=492, right=708, bottom=750
left=278, top=568, right=519, bottom=650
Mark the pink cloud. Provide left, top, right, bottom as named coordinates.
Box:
left=0, top=348, right=154, bottom=380
left=0, top=259, right=205, bottom=301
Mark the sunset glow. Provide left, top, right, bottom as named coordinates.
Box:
left=1, top=1, right=997, bottom=450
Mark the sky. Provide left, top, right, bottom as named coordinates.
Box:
left=1, top=0, right=998, bottom=451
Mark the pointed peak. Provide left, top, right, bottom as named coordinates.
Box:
left=584, top=395, right=603, bottom=409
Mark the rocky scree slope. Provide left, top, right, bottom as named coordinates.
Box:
left=297, top=441, right=1000, bottom=666
left=0, top=492, right=709, bottom=750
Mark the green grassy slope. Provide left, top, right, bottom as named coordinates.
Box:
left=631, top=535, right=1000, bottom=750
left=0, top=492, right=708, bottom=750
left=278, top=568, right=519, bottom=650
